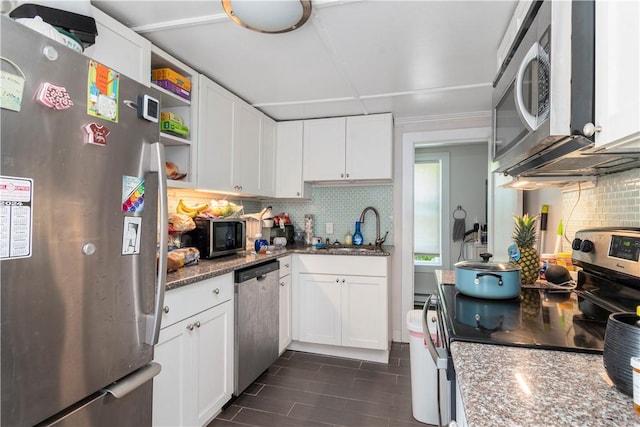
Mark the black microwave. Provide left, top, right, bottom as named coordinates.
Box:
left=186, top=219, right=246, bottom=258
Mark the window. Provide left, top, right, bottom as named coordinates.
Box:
left=414, top=152, right=448, bottom=266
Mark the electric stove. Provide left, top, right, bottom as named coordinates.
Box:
left=437, top=227, right=640, bottom=354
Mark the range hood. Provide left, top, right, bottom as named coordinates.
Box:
left=498, top=135, right=640, bottom=178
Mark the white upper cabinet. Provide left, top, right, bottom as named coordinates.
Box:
left=232, top=101, right=262, bottom=195
left=198, top=75, right=235, bottom=192
left=496, top=0, right=534, bottom=72
left=84, top=6, right=151, bottom=86
left=303, top=117, right=346, bottom=181
left=276, top=121, right=311, bottom=199
left=197, top=75, right=266, bottom=195
left=303, top=113, right=393, bottom=182
left=260, top=116, right=277, bottom=198
left=593, top=0, right=640, bottom=150
left=346, top=114, right=393, bottom=181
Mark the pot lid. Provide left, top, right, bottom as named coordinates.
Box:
left=455, top=252, right=521, bottom=272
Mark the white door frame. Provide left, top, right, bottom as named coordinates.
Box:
left=400, top=127, right=491, bottom=342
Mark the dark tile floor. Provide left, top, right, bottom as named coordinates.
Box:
left=208, top=343, right=434, bottom=427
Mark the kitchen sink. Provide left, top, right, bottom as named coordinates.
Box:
left=334, top=247, right=375, bottom=253
left=306, top=245, right=382, bottom=255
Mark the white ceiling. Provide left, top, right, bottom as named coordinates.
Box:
left=91, top=0, right=516, bottom=122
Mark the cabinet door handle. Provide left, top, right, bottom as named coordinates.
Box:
left=341, top=278, right=346, bottom=283
left=163, top=306, right=170, bottom=314
left=195, top=321, right=201, bottom=328
left=335, top=278, right=340, bottom=283
left=213, top=288, right=220, bottom=295
left=346, top=173, right=349, bottom=178
left=583, top=122, right=602, bottom=137
left=280, top=281, right=285, bottom=286
left=285, top=264, right=290, bottom=268
left=187, top=323, right=195, bottom=331
left=340, top=173, right=344, bottom=178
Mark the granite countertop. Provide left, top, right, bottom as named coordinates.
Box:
left=166, top=250, right=286, bottom=291
left=434, top=269, right=637, bottom=425
left=451, top=341, right=636, bottom=426
left=166, top=244, right=392, bottom=291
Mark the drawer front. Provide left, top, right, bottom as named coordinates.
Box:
left=279, top=255, right=292, bottom=277
left=298, top=254, right=388, bottom=276
left=161, top=273, right=233, bottom=328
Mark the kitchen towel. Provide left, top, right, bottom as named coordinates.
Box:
left=452, top=206, right=466, bottom=241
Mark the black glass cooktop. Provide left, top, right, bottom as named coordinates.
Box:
left=438, top=283, right=608, bottom=354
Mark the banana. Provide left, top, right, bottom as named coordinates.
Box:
left=176, top=199, right=208, bottom=217
left=176, top=203, right=196, bottom=218
left=177, top=199, right=193, bottom=213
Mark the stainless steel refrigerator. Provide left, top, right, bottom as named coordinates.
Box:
left=1, top=16, right=168, bottom=426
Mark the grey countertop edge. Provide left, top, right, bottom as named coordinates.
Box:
left=450, top=341, right=637, bottom=426
left=166, top=245, right=393, bottom=291
left=435, top=268, right=638, bottom=426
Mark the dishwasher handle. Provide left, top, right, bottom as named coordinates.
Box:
left=235, top=260, right=280, bottom=283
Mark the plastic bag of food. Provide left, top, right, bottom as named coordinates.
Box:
left=168, top=213, right=195, bottom=233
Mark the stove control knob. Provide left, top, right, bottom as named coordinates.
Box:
left=580, top=239, right=594, bottom=253
left=571, top=238, right=582, bottom=251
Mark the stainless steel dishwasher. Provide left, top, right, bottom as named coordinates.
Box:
left=234, top=260, right=280, bottom=396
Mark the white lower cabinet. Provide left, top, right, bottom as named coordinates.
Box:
left=455, top=380, right=468, bottom=427
left=278, top=255, right=293, bottom=354
left=296, top=255, right=389, bottom=353
left=153, top=274, right=234, bottom=427
left=299, top=273, right=387, bottom=350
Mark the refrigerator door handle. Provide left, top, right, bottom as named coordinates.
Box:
left=146, top=142, right=168, bottom=345
left=101, top=362, right=162, bottom=399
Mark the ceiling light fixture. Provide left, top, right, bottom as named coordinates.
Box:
left=222, top=0, right=312, bottom=34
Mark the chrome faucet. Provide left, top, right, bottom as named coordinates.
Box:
left=359, top=206, right=388, bottom=247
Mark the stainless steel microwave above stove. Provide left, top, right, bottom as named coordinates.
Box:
left=492, top=0, right=597, bottom=177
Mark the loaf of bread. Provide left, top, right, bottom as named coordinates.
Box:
left=166, top=251, right=183, bottom=272
left=172, top=247, right=200, bottom=266
left=166, top=247, right=200, bottom=272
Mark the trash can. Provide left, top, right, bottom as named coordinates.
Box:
left=406, top=308, right=440, bottom=425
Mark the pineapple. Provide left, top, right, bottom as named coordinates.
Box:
left=511, top=214, right=539, bottom=284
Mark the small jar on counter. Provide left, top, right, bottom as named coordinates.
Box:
left=555, top=252, right=573, bottom=271
left=539, top=253, right=556, bottom=279
left=344, top=231, right=353, bottom=246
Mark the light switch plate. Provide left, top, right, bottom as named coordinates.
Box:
left=326, top=222, right=334, bottom=234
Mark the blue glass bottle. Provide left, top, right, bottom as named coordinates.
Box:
left=353, top=221, right=363, bottom=246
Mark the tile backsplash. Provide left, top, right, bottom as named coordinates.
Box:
left=168, top=184, right=394, bottom=246
left=268, top=185, right=394, bottom=245
left=562, top=168, right=640, bottom=238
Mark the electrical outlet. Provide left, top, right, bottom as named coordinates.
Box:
left=326, top=222, right=334, bottom=234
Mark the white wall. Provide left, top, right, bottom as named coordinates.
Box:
left=523, top=188, right=563, bottom=254
left=392, top=114, right=492, bottom=342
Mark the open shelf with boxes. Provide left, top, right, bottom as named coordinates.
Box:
left=150, top=45, right=198, bottom=188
